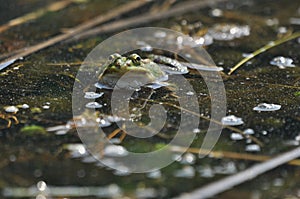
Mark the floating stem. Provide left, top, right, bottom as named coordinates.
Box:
left=228, top=31, right=300, bottom=75
left=171, top=145, right=300, bottom=166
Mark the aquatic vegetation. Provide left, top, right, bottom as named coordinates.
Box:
left=20, top=125, right=47, bottom=136
left=270, top=56, right=295, bottom=69
left=294, top=91, right=300, bottom=97
left=253, top=103, right=281, bottom=111
left=221, top=115, right=244, bottom=126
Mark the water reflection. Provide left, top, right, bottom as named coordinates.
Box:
left=2, top=184, right=122, bottom=198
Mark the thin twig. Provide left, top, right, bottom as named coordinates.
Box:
left=0, top=0, right=75, bottom=33
left=165, top=102, right=264, bottom=147
left=143, top=98, right=263, bottom=147
left=228, top=31, right=300, bottom=75
left=0, top=0, right=150, bottom=70
left=173, top=146, right=300, bottom=199
left=70, top=0, right=227, bottom=41
left=171, top=146, right=300, bottom=166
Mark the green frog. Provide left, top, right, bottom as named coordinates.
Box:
left=96, top=53, right=188, bottom=90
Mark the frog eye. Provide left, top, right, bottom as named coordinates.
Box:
left=129, top=54, right=141, bottom=63
left=115, top=59, right=122, bottom=67
left=125, top=59, right=132, bottom=66
left=108, top=53, right=121, bottom=61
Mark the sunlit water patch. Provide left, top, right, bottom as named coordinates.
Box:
left=2, top=184, right=122, bottom=198
left=103, top=145, right=128, bottom=157
left=173, top=165, right=195, bottom=178
left=4, top=106, right=19, bottom=113
left=208, top=24, right=250, bottom=41
left=146, top=170, right=162, bottom=179
left=65, top=144, right=88, bottom=158
left=213, top=162, right=237, bottom=174
left=270, top=56, right=295, bottom=69
left=136, top=40, right=153, bottom=52
left=230, top=133, right=244, bottom=140
left=198, top=165, right=215, bottom=178
left=135, top=187, right=161, bottom=199
left=179, top=153, right=196, bottom=165
left=243, top=128, right=255, bottom=135
left=98, top=118, right=112, bottom=127
left=245, top=144, right=261, bottom=152
left=112, top=165, right=131, bottom=176
left=182, top=62, right=224, bottom=71
left=85, top=102, right=103, bottom=109
left=253, top=103, right=281, bottom=111
left=221, top=115, right=244, bottom=126
left=84, top=92, right=104, bottom=99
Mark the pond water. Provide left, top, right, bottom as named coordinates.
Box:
left=0, top=0, right=300, bottom=198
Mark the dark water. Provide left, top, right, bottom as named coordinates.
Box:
left=0, top=0, right=300, bottom=198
